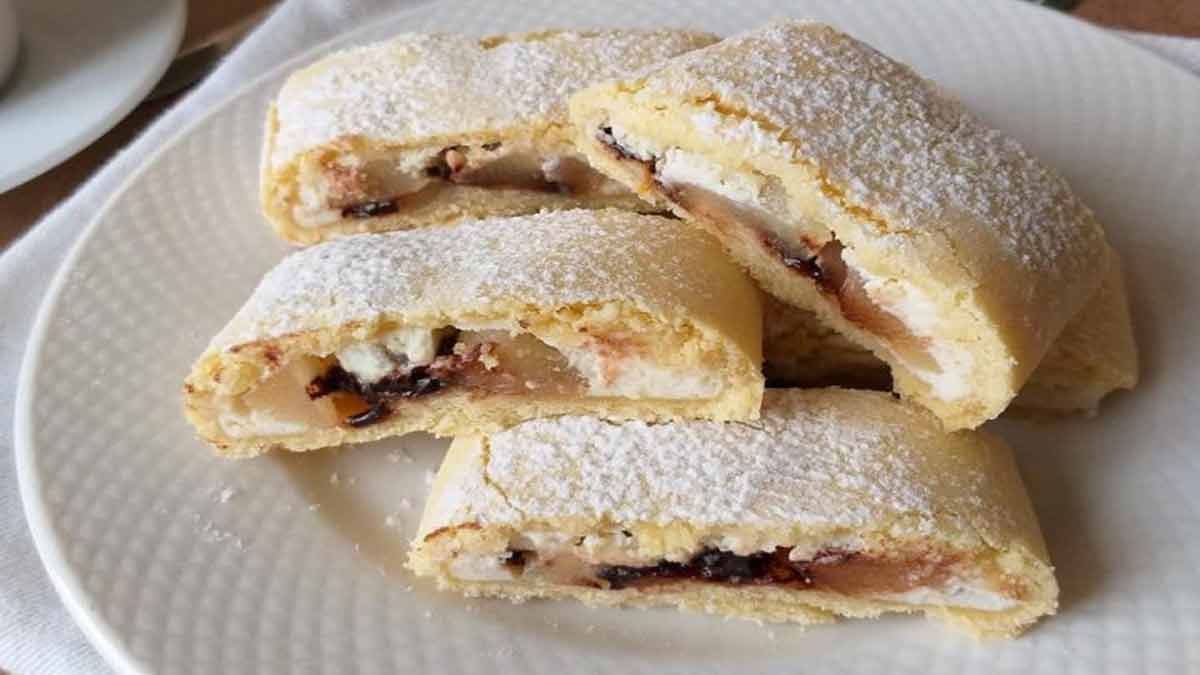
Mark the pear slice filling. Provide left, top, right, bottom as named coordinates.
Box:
left=217, top=324, right=725, bottom=436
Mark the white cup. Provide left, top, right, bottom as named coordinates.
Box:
left=0, top=0, right=18, bottom=89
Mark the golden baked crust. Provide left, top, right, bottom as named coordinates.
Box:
left=262, top=29, right=716, bottom=244
left=183, top=210, right=763, bottom=457
left=409, top=389, right=1058, bottom=638
left=570, top=19, right=1109, bottom=430
left=765, top=250, right=1138, bottom=414
left=1012, top=251, right=1138, bottom=413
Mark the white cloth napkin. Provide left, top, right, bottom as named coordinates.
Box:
left=0, top=1, right=1196, bottom=671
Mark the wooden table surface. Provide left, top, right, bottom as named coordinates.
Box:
left=0, top=0, right=1197, bottom=251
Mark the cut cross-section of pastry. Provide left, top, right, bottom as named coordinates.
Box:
left=570, top=19, right=1110, bottom=430
left=183, top=210, right=763, bottom=457
left=765, top=249, right=1139, bottom=415
left=409, top=388, right=1059, bottom=639
left=262, top=29, right=717, bottom=244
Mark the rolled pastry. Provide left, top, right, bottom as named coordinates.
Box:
left=262, top=29, right=716, bottom=244
left=183, top=210, right=763, bottom=457
left=570, top=19, right=1110, bottom=430
left=764, top=250, right=1139, bottom=415
left=409, top=388, right=1059, bottom=639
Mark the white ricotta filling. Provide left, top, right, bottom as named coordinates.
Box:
left=335, top=342, right=395, bottom=384
left=513, top=530, right=647, bottom=566
left=652, top=113, right=838, bottom=245
left=557, top=345, right=722, bottom=400
left=381, top=326, right=443, bottom=365
left=511, top=531, right=574, bottom=552
left=883, top=582, right=1018, bottom=612
left=613, top=129, right=794, bottom=230
left=845, top=256, right=975, bottom=402
left=604, top=124, right=661, bottom=162
left=656, top=147, right=765, bottom=206
left=335, top=326, right=449, bottom=385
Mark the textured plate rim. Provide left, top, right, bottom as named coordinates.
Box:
left=12, top=2, right=1200, bottom=673
left=0, top=0, right=187, bottom=193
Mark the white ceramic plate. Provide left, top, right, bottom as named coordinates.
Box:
left=0, top=0, right=185, bottom=193
left=16, top=1, right=1200, bottom=673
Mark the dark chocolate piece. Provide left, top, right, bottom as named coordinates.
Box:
left=694, top=548, right=770, bottom=583
left=341, top=199, right=400, bottom=219
left=591, top=546, right=860, bottom=590
left=505, top=549, right=532, bottom=570
left=346, top=401, right=389, bottom=427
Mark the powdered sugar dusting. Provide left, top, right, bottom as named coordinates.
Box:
left=211, top=210, right=747, bottom=351
left=444, top=389, right=1015, bottom=533
left=271, top=29, right=716, bottom=169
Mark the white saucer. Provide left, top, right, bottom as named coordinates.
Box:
left=0, top=0, right=185, bottom=193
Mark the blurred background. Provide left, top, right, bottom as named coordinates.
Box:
left=0, top=0, right=1196, bottom=250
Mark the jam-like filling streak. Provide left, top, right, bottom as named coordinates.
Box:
left=592, top=547, right=855, bottom=590
left=506, top=544, right=961, bottom=595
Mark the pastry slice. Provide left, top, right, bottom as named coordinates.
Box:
left=262, top=29, right=716, bottom=244
left=764, top=249, right=1138, bottom=415
left=570, top=19, right=1110, bottom=429
left=409, top=388, right=1059, bottom=639
left=183, top=210, right=763, bottom=457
